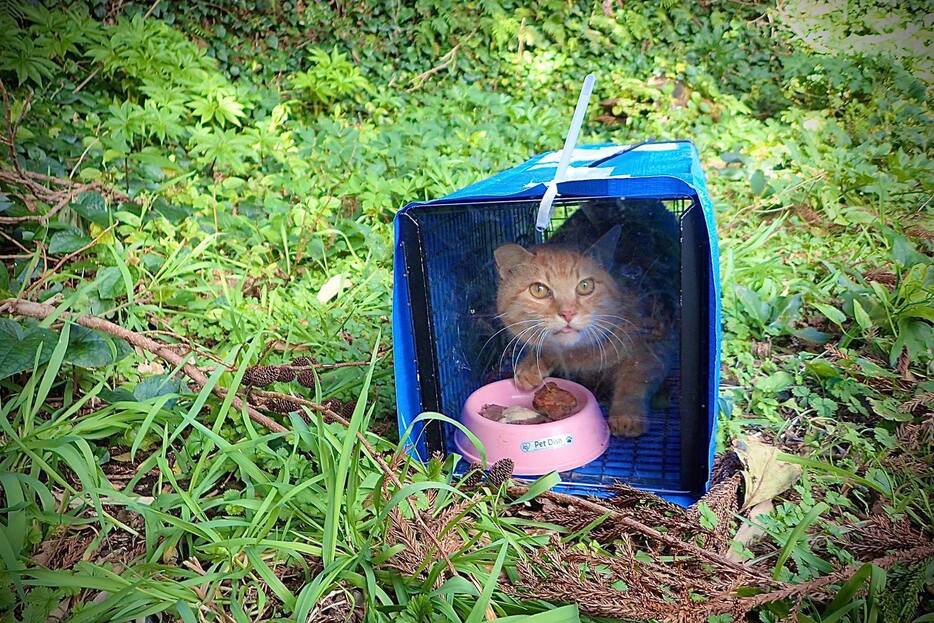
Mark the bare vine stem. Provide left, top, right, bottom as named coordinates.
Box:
left=2, top=298, right=287, bottom=433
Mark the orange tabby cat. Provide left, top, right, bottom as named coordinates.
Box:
left=494, top=227, right=674, bottom=437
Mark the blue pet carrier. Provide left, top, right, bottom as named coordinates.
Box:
left=392, top=82, right=721, bottom=506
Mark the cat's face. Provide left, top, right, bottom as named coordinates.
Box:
left=494, top=243, right=622, bottom=349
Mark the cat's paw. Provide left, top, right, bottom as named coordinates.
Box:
left=608, top=408, right=648, bottom=437
left=513, top=361, right=546, bottom=391
left=607, top=398, right=649, bottom=437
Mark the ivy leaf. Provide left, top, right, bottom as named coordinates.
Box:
left=868, top=397, right=912, bottom=422
left=48, top=229, right=92, bottom=254
left=749, top=169, right=767, bottom=195
left=756, top=371, right=794, bottom=393
left=133, top=374, right=187, bottom=408
left=611, top=580, right=628, bottom=591
left=852, top=299, right=872, bottom=331
left=792, top=327, right=831, bottom=344
left=697, top=501, right=718, bottom=530
left=735, top=285, right=770, bottom=324
left=805, top=359, right=840, bottom=379
left=71, top=192, right=111, bottom=226
left=96, top=267, right=124, bottom=300
left=147, top=197, right=188, bottom=223
left=65, top=326, right=129, bottom=368
left=890, top=319, right=933, bottom=366
left=0, top=319, right=58, bottom=379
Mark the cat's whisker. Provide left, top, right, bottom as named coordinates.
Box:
left=589, top=319, right=631, bottom=356
left=498, top=324, right=537, bottom=373
left=599, top=327, right=613, bottom=367
left=500, top=323, right=542, bottom=374
left=512, top=324, right=543, bottom=373
left=517, top=326, right=544, bottom=377
left=591, top=314, right=639, bottom=330
left=590, top=324, right=621, bottom=361
left=590, top=322, right=636, bottom=352
left=586, top=326, right=607, bottom=371
left=501, top=324, right=538, bottom=368
left=534, top=327, right=549, bottom=378
left=477, top=319, right=541, bottom=358
left=518, top=326, right=549, bottom=376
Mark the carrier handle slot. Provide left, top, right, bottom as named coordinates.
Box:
left=585, top=139, right=656, bottom=168
left=536, top=73, right=596, bottom=232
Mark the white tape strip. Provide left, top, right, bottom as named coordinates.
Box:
left=536, top=73, right=596, bottom=232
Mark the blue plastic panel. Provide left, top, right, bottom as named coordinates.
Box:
left=393, top=140, right=721, bottom=505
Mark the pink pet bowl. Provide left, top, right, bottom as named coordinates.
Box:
left=455, top=377, right=610, bottom=476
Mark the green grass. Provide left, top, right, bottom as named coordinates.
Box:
left=0, top=0, right=932, bottom=621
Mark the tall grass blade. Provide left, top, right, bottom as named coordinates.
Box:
left=29, top=321, right=70, bottom=431
left=510, top=472, right=560, bottom=505
left=322, top=334, right=380, bottom=566
left=465, top=540, right=508, bottom=623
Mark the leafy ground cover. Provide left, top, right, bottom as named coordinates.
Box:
left=0, top=1, right=931, bottom=621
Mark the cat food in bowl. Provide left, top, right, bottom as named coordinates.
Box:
left=455, top=377, right=609, bottom=475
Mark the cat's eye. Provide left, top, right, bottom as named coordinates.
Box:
left=576, top=278, right=595, bottom=296
left=528, top=282, right=551, bottom=299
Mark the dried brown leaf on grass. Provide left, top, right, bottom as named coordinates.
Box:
left=32, top=507, right=147, bottom=572
left=506, top=483, right=934, bottom=622
left=733, top=434, right=802, bottom=510
left=900, top=393, right=934, bottom=415
left=726, top=499, right=774, bottom=562
left=510, top=475, right=742, bottom=556
left=31, top=526, right=96, bottom=570
left=686, top=473, right=743, bottom=552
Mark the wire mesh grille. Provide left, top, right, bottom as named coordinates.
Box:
left=407, top=196, right=691, bottom=494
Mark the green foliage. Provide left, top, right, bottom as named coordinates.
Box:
left=291, top=48, right=373, bottom=111
left=0, top=0, right=931, bottom=621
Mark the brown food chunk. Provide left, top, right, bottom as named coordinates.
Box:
left=532, top=382, right=579, bottom=420
left=479, top=403, right=507, bottom=421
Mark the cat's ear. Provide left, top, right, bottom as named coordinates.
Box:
left=585, top=224, right=621, bottom=268
left=494, top=244, right=534, bottom=276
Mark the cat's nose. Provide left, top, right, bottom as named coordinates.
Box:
left=558, top=309, right=576, bottom=322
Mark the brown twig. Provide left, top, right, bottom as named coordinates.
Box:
left=407, top=34, right=474, bottom=92
left=0, top=80, right=44, bottom=198
left=0, top=227, right=33, bottom=255
left=0, top=173, right=133, bottom=224
left=1, top=298, right=287, bottom=433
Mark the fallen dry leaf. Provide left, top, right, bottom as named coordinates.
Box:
left=733, top=434, right=802, bottom=510
left=317, top=274, right=349, bottom=304
left=137, top=361, right=165, bottom=375
left=727, top=499, right=773, bottom=562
